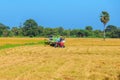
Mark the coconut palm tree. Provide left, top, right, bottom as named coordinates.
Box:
left=100, top=11, right=110, bottom=40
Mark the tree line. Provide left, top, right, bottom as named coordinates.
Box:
left=0, top=18, right=120, bottom=38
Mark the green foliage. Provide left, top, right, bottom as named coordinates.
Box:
left=11, top=27, right=23, bottom=37
left=0, top=18, right=120, bottom=38
left=100, top=11, right=110, bottom=25
left=85, top=26, right=93, bottom=31
left=106, top=25, right=120, bottom=38
left=93, top=30, right=102, bottom=38
left=22, top=19, right=39, bottom=37
left=0, top=23, right=10, bottom=37
left=63, top=30, right=70, bottom=37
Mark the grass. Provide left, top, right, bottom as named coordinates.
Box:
left=0, top=38, right=120, bottom=80
left=0, top=41, right=44, bottom=50
left=0, top=37, right=45, bottom=46
left=0, top=41, right=45, bottom=50
left=0, top=37, right=45, bottom=50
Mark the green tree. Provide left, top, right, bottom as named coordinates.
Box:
left=43, top=28, right=54, bottom=37
left=57, top=27, right=64, bottom=35
left=53, top=27, right=64, bottom=36
left=22, top=19, right=39, bottom=37
left=106, top=25, right=117, bottom=38
left=63, top=30, right=70, bottom=37
left=85, top=26, right=93, bottom=31
left=106, top=25, right=117, bottom=32
left=11, top=27, right=20, bottom=36
left=70, top=29, right=79, bottom=37
left=37, top=26, right=44, bottom=36
left=85, top=26, right=93, bottom=37
left=100, top=11, right=110, bottom=40
left=11, top=27, right=23, bottom=37
left=93, top=30, right=102, bottom=38
left=0, top=23, right=10, bottom=37
left=2, top=30, right=9, bottom=37
left=115, top=28, right=120, bottom=38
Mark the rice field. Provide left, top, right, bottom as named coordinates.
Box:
left=0, top=38, right=120, bottom=80
left=0, top=37, right=44, bottom=46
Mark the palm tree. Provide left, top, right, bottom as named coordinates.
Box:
left=100, top=11, right=110, bottom=40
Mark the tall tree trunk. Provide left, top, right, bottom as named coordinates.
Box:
left=103, top=24, right=106, bottom=41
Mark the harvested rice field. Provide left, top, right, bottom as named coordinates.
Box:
left=0, top=38, right=120, bottom=80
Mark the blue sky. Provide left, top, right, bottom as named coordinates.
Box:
left=0, top=0, right=120, bottom=30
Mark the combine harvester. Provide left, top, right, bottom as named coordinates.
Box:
left=45, top=35, right=65, bottom=48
